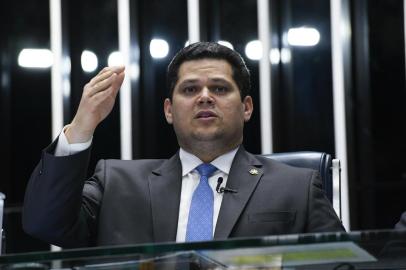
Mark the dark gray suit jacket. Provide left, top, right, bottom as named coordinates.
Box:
left=396, top=212, right=406, bottom=229
left=23, top=142, right=344, bottom=248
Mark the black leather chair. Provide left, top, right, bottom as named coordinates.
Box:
left=0, top=192, right=4, bottom=254
left=262, top=151, right=341, bottom=219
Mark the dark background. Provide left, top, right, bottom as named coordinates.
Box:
left=0, top=0, right=405, bottom=253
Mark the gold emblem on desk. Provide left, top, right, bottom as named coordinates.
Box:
left=249, top=168, right=259, bottom=175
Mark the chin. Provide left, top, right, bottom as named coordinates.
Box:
left=192, top=130, right=222, bottom=141
left=192, top=134, right=218, bottom=141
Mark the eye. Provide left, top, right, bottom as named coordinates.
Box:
left=213, top=86, right=228, bottom=93
left=183, top=86, right=197, bottom=94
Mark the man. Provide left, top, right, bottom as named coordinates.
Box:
left=395, top=212, right=406, bottom=229
left=23, top=42, right=344, bottom=248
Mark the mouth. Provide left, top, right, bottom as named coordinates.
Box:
left=195, top=110, right=218, bottom=119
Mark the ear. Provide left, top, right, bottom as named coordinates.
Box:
left=164, top=98, right=173, bottom=124
left=242, top=96, right=253, bottom=122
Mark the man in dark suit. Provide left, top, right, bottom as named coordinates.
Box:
left=23, top=42, right=344, bottom=248
left=395, top=212, right=406, bottom=229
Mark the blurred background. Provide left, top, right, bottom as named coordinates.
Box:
left=0, top=0, right=405, bottom=253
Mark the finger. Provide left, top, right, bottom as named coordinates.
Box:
left=90, top=70, right=114, bottom=86
left=92, top=84, right=118, bottom=105
left=109, top=66, right=125, bottom=74
left=97, top=66, right=113, bottom=75
left=102, top=75, right=123, bottom=100
left=88, top=73, right=117, bottom=97
left=97, top=67, right=108, bottom=75
left=92, top=66, right=125, bottom=84
left=98, top=66, right=125, bottom=76
left=112, top=71, right=125, bottom=89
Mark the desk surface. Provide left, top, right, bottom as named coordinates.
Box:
left=1, top=229, right=406, bottom=269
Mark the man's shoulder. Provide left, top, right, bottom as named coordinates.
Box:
left=100, top=158, right=169, bottom=171
left=231, top=150, right=319, bottom=196
left=104, top=158, right=168, bottom=166
left=96, top=152, right=180, bottom=173
left=90, top=158, right=171, bottom=184
left=242, top=149, right=315, bottom=174
left=236, top=150, right=317, bottom=188
left=395, top=212, right=406, bottom=229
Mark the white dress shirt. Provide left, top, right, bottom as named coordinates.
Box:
left=176, top=148, right=237, bottom=242
left=55, top=128, right=238, bottom=242
left=54, top=126, right=92, bottom=156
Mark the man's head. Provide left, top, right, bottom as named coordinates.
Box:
left=164, top=42, right=253, bottom=162
left=167, top=42, right=251, bottom=100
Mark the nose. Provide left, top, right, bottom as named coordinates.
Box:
left=198, top=87, right=214, bottom=104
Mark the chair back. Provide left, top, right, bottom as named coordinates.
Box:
left=0, top=192, right=4, bottom=254
left=262, top=152, right=333, bottom=203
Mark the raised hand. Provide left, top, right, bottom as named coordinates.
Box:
left=65, top=66, right=125, bottom=143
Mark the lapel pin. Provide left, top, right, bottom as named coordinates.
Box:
left=249, top=168, right=259, bottom=175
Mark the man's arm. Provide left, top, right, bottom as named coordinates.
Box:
left=22, top=141, right=95, bottom=247
left=306, top=170, right=345, bottom=232
left=22, top=66, right=125, bottom=247
left=395, top=212, right=406, bottom=229
left=54, top=125, right=92, bottom=156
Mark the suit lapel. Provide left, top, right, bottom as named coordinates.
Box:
left=149, top=153, right=182, bottom=242
left=214, top=147, right=264, bottom=239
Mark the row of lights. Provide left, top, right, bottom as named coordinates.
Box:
left=18, top=27, right=320, bottom=71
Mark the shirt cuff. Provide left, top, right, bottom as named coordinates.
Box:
left=54, top=126, right=93, bottom=156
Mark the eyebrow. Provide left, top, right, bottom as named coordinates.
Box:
left=209, top=78, right=231, bottom=84
left=177, top=79, right=200, bottom=86
left=177, top=78, right=232, bottom=87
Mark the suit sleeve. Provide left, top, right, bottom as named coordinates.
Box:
left=306, top=170, right=345, bottom=232
left=22, top=139, right=102, bottom=248
left=395, top=212, right=406, bottom=229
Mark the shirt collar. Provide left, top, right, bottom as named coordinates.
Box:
left=179, top=147, right=239, bottom=176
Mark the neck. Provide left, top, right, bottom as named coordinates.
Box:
left=179, top=139, right=241, bottom=163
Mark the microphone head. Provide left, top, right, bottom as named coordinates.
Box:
left=216, top=177, right=224, bottom=193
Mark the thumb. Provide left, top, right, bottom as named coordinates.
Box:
left=115, top=71, right=125, bottom=87
left=110, top=71, right=125, bottom=92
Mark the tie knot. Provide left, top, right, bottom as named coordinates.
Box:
left=196, top=163, right=217, bottom=178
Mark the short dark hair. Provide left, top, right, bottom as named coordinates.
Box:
left=166, top=42, right=251, bottom=100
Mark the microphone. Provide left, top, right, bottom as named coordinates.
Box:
left=216, top=177, right=238, bottom=194
left=216, top=177, right=223, bottom=193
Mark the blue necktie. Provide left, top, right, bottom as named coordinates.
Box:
left=185, top=163, right=217, bottom=242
